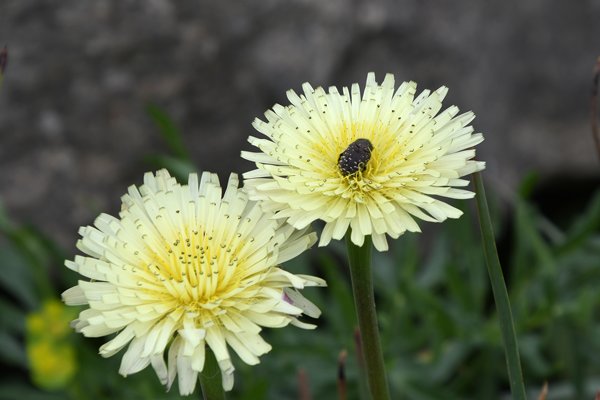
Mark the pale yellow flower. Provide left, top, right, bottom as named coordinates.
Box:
left=62, top=170, right=325, bottom=394
left=242, top=73, right=485, bottom=251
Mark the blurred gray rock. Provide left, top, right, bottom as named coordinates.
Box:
left=0, top=0, right=599, bottom=250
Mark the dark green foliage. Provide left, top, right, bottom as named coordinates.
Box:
left=0, top=109, right=598, bottom=399
left=3, top=181, right=598, bottom=399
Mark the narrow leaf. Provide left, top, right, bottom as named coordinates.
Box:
left=473, top=172, right=528, bottom=400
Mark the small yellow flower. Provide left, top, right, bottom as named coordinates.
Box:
left=62, top=170, right=325, bottom=394
left=242, top=73, right=485, bottom=251
left=27, top=340, right=76, bottom=390
left=25, top=299, right=77, bottom=390
left=26, top=299, right=76, bottom=339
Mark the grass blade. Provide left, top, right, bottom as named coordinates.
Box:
left=473, top=172, right=528, bottom=400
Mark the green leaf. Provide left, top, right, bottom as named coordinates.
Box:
left=517, top=171, right=539, bottom=199
left=416, top=235, right=448, bottom=288
left=517, top=335, right=550, bottom=376
left=558, top=190, right=600, bottom=254
left=0, top=331, right=28, bottom=368
left=0, top=299, right=25, bottom=333
left=0, top=382, right=65, bottom=400
left=146, top=104, right=189, bottom=160
left=0, top=245, right=38, bottom=309
left=145, top=154, right=198, bottom=183
left=238, top=378, right=268, bottom=400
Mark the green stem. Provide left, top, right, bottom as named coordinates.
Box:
left=473, top=172, right=527, bottom=400
left=199, top=349, right=226, bottom=400
left=345, top=233, right=391, bottom=400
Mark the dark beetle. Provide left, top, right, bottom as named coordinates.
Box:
left=338, top=138, right=373, bottom=176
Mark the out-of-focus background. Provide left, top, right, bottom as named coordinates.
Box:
left=1, top=1, right=600, bottom=399
left=0, top=0, right=599, bottom=249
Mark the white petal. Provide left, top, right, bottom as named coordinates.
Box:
left=177, top=354, right=198, bottom=396
left=283, top=288, right=321, bottom=318
left=221, top=370, right=234, bottom=391
left=61, top=285, right=86, bottom=305
left=119, top=337, right=150, bottom=376
left=371, top=233, right=389, bottom=252
left=151, top=354, right=168, bottom=385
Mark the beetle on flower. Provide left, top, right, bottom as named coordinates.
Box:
left=242, top=73, right=485, bottom=251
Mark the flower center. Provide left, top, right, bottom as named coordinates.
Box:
left=145, top=228, right=242, bottom=310
left=338, top=138, right=374, bottom=176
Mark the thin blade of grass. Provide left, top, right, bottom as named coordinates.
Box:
left=473, top=172, right=527, bottom=400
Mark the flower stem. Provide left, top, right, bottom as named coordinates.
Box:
left=345, top=233, right=391, bottom=400
left=473, top=172, right=527, bottom=400
left=199, top=349, right=226, bottom=400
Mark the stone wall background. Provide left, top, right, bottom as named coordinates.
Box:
left=0, top=0, right=599, bottom=249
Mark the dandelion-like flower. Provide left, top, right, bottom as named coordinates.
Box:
left=242, top=73, right=485, bottom=251
left=62, top=169, right=325, bottom=394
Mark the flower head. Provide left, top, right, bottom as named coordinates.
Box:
left=242, top=73, right=485, bottom=251
left=26, top=299, right=77, bottom=390
left=62, top=170, right=325, bottom=394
